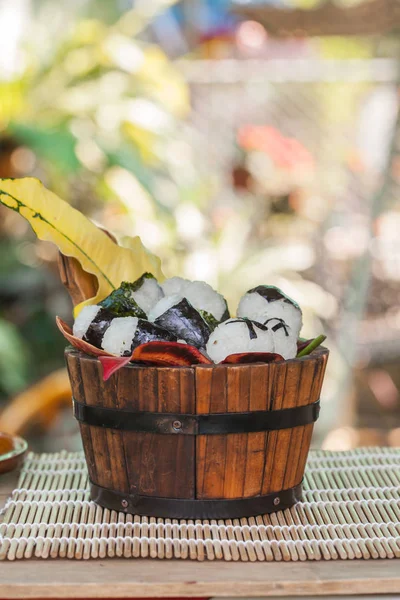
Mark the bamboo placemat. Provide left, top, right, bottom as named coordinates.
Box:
left=1, top=448, right=400, bottom=562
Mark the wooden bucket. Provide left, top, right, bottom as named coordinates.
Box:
left=66, top=346, right=328, bottom=519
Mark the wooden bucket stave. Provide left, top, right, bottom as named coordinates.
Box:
left=66, top=346, right=328, bottom=519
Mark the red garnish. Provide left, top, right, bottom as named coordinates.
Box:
left=98, top=355, right=132, bottom=380
left=57, top=316, right=285, bottom=380
left=132, top=341, right=212, bottom=367
left=97, top=341, right=212, bottom=381
left=56, top=316, right=116, bottom=357
left=222, top=352, right=284, bottom=364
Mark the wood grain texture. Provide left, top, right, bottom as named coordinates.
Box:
left=261, top=351, right=328, bottom=494
left=57, top=230, right=116, bottom=307
left=196, top=366, right=228, bottom=499
left=266, top=360, right=301, bottom=493
left=66, top=348, right=328, bottom=507
left=242, top=364, right=271, bottom=497
left=66, top=350, right=195, bottom=499
left=65, top=352, right=98, bottom=485
left=261, top=361, right=287, bottom=494
left=196, top=361, right=300, bottom=500
left=283, top=358, right=317, bottom=490
left=58, top=254, right=98, bottom=308
left=1, top=557, right=400, bottom=598
left=73, top=355, right=114, bottom=491
left=67, top=353, right=129, bottom=493
left=295, top=351, right=328, bottom=484
left=223, top=367, right=251, bottom=498
left=118, top=366, right=196, bottom=499
left=234, top=0, right=400, bottom=37
left=116, top=366, right=157, bottom=497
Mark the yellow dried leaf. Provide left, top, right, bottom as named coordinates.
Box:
left=0, top=177, right=164, bottom=314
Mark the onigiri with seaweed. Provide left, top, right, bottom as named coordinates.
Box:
left=161, top=277, right=229, bottom=329
left=71, top=274, right=323, bottom=365
left=148, top=294, right=211, bottom=349
left=206, top=318, right=275, bottom=363
left=73, top=305, right=115, bottom=347
left=237, top=285, right=302, bottom=337
left=99, top=273, right=164, bottom=318
left=264, top=317, right=298, bottom=360
left=73, top=304, right=177, bottom=356
left=102, top=317, right=177, bottom=356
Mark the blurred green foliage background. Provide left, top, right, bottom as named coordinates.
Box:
left=1, top=0, right=400, bottom=449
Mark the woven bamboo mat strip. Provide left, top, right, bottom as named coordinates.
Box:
left=1, top=448, right=400, bottom=562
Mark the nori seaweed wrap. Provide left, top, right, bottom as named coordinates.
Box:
left=161, top=277, right=230, bottom=324
left=100, top=282, right=147, bottom=318
left=128, top=272, right=164, bottom=315
left=82, top=307, right=115, bottom=348
left=148, top=295, right=211, bottom=349
left=101, top=317, right=178, bottom=356
left=237, top=285, right=302, bottom=337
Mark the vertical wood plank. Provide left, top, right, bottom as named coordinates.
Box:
left=261, top=361, right=288, bottom=494
left=118, top=366, right=196, bottom=499
left=67, top=350, right=196, bottom=499
left=295, top=352, right=328, bottom=484
left=117, top=367, right=154, bottom=497
left=195, top=367, right=212, bottom=498
left=264, top=361, right=301, bottom=493
left=222, top=368, right=251, bottom=498
left=156, top=368, right=195, bottom=498
left=100, top=370, right=130, bottom=494
left=282, top=359, right=317, bottom=490
left=175, top=368, right=197, bottom=494
left=76, top=356, right=114, bottom=491
left=197, top=364, right=273, bottom=500
left=242, top=364, right=270, bottom=497
left=195, top=366, right=228, bottom=499
left=66, top=347, right=329, bottom=507
left=66, top=351, right=98, bottom=484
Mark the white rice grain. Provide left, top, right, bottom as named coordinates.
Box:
left=101, top=317, right=138, bottom=356
left=147, top=294, right=183, bottom=322
left=206, top=319, right=274, bottom=363
left=238, top=293, right=302, bottom=337
left=131, top=277, right=164, bottom=315
left=72, top=305, right=101, bottom=339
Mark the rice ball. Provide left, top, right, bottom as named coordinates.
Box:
left=73, top=305, right=101, bottom=339
left=237, top=285, right=302, bottom=337
left=130, top=273, right=164, bottom=315
left=206, top=318, right=274, bottom=363
left=266, top=317, right=297, bottom=359
left=101, top=317, right=177, bottom=356
left=161, top=277, right=229, bottom=321
left=148, top=294, right=210, bottom=349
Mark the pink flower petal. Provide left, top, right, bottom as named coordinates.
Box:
left=98, top=355, right=132, bottom=381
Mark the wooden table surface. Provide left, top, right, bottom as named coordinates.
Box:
left=1, top=470, right=400, bottom=599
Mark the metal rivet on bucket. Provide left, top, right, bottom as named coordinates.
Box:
left=273, top=497, right=280, bottom=506
left=173, top=420, right=182, bottom=431
left=121, top=499, right=128, bottom=509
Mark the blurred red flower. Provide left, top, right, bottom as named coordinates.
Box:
left=237, top=125, right=314, bottom=171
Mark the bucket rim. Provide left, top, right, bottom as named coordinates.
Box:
left=64, top=344, right=328, bottom=371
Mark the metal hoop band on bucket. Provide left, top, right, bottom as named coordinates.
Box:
left=90, top=480, right=304, bottom=519
left=66, top=347, right=328, bottom=520
left=73, top=399, right=320, bottom=435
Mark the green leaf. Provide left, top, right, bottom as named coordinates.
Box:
left=0, top=318, right=30, bottom=396
left=296, top=335, right=327, bottom=357
left=10, top=122, right=81, bottom=174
